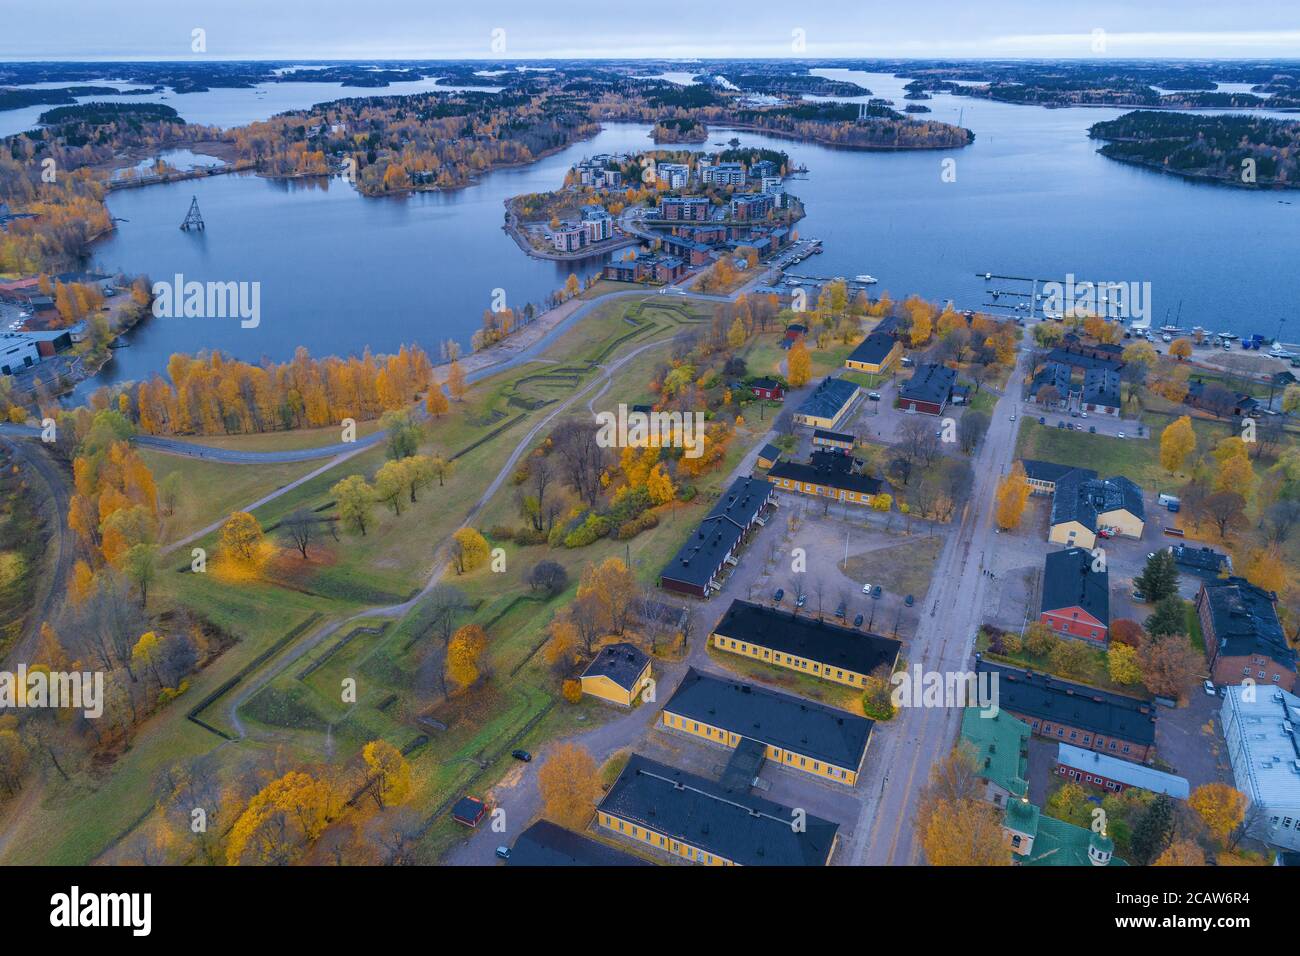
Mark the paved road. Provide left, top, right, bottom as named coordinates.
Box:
left=853, top=349, right=1029, bottom=865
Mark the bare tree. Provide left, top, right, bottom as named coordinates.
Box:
left=280, top=508, right=322, bottom=560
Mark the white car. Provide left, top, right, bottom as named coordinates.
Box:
left=1009, top=414, right=1016, bottom=422
left=861, top=583, right=872, bottom=594
left=1203, top=680, right=1217, bottom=697
left=1117, top=432, right=1126, bottom=439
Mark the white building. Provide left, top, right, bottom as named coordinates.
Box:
left=1221, top=684, right=1300, bottom=852
left=0, top=333, right=39, bottom=376
left=657, top=163, right=690, bottom=188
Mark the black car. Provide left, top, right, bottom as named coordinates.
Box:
left=511, top=750, right=532, bottom=762
left=834, top=601, right=847, bottom=619
left=773, top=588, right=784, bottom=603
left=1057, top=420, right=1066, bottom=429
left=872, top=585, right=882, bottom=598
left=1089, top=426, right=1097, bottom=434
left=853, top=613, right=864, bottom=627
left=904, top=594, right=915, bottom=607
left=1038, top=417, right=1045, bottom=425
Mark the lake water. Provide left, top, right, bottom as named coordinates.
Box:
left=77, top=71, right=1300, bottom=390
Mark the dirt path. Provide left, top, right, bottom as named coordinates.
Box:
left=2, top=438, right=73, bottom=666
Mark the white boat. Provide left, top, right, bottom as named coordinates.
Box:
left=1269, top=343, right=1293, bottom=359
left=1219, top=331, right=1239, bottom=341
left=1161, top=333, right=1172, bottom=343
left=1160, top=325, right=1183, bottom=335
left=854, top=274, right=878, bottom=284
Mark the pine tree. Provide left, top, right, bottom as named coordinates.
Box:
left=1134, top=550, right=1179, bottom=601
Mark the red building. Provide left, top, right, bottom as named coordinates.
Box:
left=1039, top=547, right=1110, bottom=644
left=1197, top=577, right=1296, bottom=691
left=749, top=377, right=785, bottom=401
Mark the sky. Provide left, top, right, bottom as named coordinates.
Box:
left=2, top=0, right=1299, bottom=60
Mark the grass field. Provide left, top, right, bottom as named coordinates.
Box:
left=2, top=287, right=780, bottom=865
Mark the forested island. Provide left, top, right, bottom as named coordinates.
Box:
left=1089, top=111, right=1300, bottom=188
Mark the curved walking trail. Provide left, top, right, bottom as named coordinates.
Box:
left=224, top=334, right=674, bottom=739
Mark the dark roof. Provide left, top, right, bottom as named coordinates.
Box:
left=1021, top=459, right=1096, bottom=486
left=598, top=753, right=839, bottom=866
left=768, top=451, right=882, bottom=497
left=750, top=377, right=782, bottom=391
left=1041, top=547, right=1110, bottom=626
left=899, top=363, right=957, bottom=406
left=1201, top=577, right=1295, bottom=671
left=847, top=332, right=896, bottom=367
left=713, top=599, right=901, bottom=677
left=451, top=796, right=486, bottom=823
left=1083, top=368, right=1121, bottom=409
left=975, top=658, right=1157, bottom=746
left=757, top=442, right=781, bottom=462
left=1051, top=473, right=1145, bottom=531
left=812, top=428, right=854, bottom=444
left=1186, top=379, right=1259, bottom=413
left=660, top=476, right=773, bottom=589
left=1047, top=346, right=1123, bottom=373
left=873, top=314, right=900, bottom=337
left=796, top=377, right=859, bottom=421
left=1171, top=545, right=1229, bottom=574
left=1030, top=362, right=1072, bottom=398
left=507, top=820, right=652, bottom=867
left=665, top=668, right=873, bottom=770
left=581, top=643, right=650, bottom=691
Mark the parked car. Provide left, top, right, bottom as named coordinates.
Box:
left=872, top=585, right=882, bottom=598
left=1203, top=680, right=1217, bottom=697
left=1081, top=412, right=1089, bottom=419
left=495, top=846, right=512, bottom=860
left=1089, top=426, right=1096, bottom=434
left=1038, top=417, right=1046, bottom=425
left=1132, top=589, right=1147, bottom=602
left=795, top=593, right=807, bottom=608
left=1117, top=432, right=1126, bottom=439
left=773, top=588, right=784, bottom=603
left=1009, top=414, right=1016, bottom=422
left=861, top=583, right=872, bottom=594
left=834, top=601, right=847, bottom=619
left=868, top=392, right=881, bottom=401
left=905, top=594, right=915, bottom=607
left=853, top=613, right=864, bottom=627
left=1057, top=420, right=1066, bottom=429
left=511, top=749, right=532, bottom=762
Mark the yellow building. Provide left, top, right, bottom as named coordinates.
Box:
left=710, top=599, right=901, bottom=690
left=792, top=377, right=860, bottom=429
left=597, top=753, right=841, bottom=866
left=660, top=668, right=873, bottom=786
left=844, top=331, right=902, bottom=375
left=768, top=452, right=883, bottom=507
left=755, top=442, right=782, bottom=469
left=580, top=643, right=652, bottom=707
left=1048, top=472, right=1146, bottom=550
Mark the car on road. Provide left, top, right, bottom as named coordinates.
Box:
left=861, top=583, right=872, bottom=594
left=795, top=593, right=807, bottom=608
left=1117, top=432, right=1126, bottom=439
left=1203, top=680, right=1217, bottom=697
left=1009, top=414, right=1016, bottom=422
left=773, top=588, right=784, bottom=603
left=511, top=749, right=532, bottom=762
left=1089, top=426, right=1096, bottom=433
left=495, top=846, right=511, bottom=860
left=1081, top=412, right=1089, bottom=419
left=868, top=392, right=881, bottom=401
left=1038, top=417, right=1046, bottom=425
left=872, top=585, right=882, bottom=598
left=904, top=594, right=915, bottom=607
left=853, top=613, right=864, bottom=627
left=835, top=601, right=847, bottom=619
left=1057, top=420, right=1066, bottom=428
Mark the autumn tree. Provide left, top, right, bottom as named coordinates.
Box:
left=331, top=475, right=374, bottom=536
left=916, top=745, right=1009, bottom=866
left=787, top=339, right=812, bottom=387
left=425, top=382, right=450, bottom=417
left=1154, top=839, right=1205, bottom=866
left=446, top=359, right=467, bottom=401
left=1160, top=415, right=1196, bottom=474
left=226, top=770, right=336, bottom=865
left=1136, top=633, right=1199, bottom=700
left=1107, top=643, right=1143, bottom=685
left=122, top=543, right=158, bottom=607
left=994, top=461, right=1031, bottom=531
left=537, top=743, right=602, bottom=830
left=362, top=739, right=412, bottom=809
left=1188, top=783, right=1248, bottom=847
left=218, top=511, right=268, bottom=577
left=450, top=527, right=490, bottom=574
left=578, top=557, right=637, bottom=634
left=446, top=623, right=488, bottom=690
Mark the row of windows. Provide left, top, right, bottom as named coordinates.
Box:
left=1028, top=719, right=1133, bottom=755
left=661, top=712, right=853, bottom=781
left=1270, top=815, right=1300, bottom=831
left=599, top=812, right=731, bottom=865
left=1045, top=616, right=1103, bottom=641
left=1240, top=667, right=1284, bottom=682
left=714, top=636, right=864, bottom=686
left=1059, top=766, right=1123, bottom=791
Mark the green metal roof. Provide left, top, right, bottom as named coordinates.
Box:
left=961, top=706, right=1030, bottom=798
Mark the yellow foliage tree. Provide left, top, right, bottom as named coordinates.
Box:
left=1188, top=783, right=1248, bottom=847
left=218, top=511, right=269, bottom=578
left=1160, top=416, right=1196, bottom=474
left=787, top=339, right=812, bottom=387
left=994, top=462, right=1031, bottom=531
left=446, top=623, right=488, bottom=690
left=362, top=739, right=412, bottom=809
left=451, top=527, right=490, bottom=574
left=537, top=742, right=602, bottom=829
